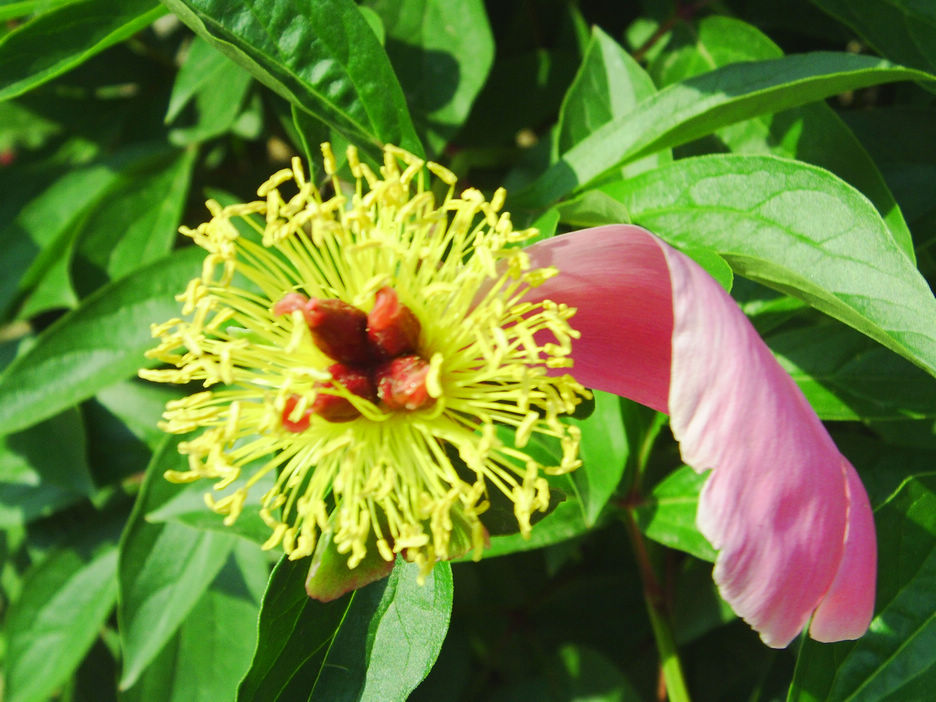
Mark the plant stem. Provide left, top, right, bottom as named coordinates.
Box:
left=624, top=512, right=691, bottom=702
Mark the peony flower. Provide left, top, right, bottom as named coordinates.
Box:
left=524, top=225, right=877, bottom=648
left=141, top=143, right=589, bottom=593
left=141, top=143, right=875, bottom=647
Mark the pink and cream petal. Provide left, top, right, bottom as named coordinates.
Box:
left=664, top=238, right=852, bottom=647
left=526, top=224, right=876, bottom=647
left=808, top=459, right=877, bottom=642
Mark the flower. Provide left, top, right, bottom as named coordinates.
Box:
left=524, top=225, right=877, bottom=648
left=142, top=142, right=876, bottom=647
left=140, top=143, right=589, bottom=587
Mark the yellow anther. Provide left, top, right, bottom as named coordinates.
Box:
left=320, top=142, right=337, bottom=174
left=140, top=141, right=586, bottom=581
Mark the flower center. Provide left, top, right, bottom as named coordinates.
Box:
left=274, top=286, right=433, bottom=427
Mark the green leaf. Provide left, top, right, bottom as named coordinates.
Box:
left=121, top=541, right=267, bottom=702
left=160, top=0, right=422, bottom=155
left=528, top=207, right=559, bottom=244
left=165, top=37, right=253, bottom=145
left=556, top=25, right=666, bottom=177
left=682, top=247, right=734, bottom=292
left=0, top=455, right=81, bottom=528
left=304, top=528, right=396, bottom=603
left=370, top=0, right=493, bottom=155
left=17, top=232, right=78, bottom=316
left=480, top=500, right=592, bottom=559
left=836, top=434, right=936, bottom=509
left=286, top=102, right=327, bottom=167
left=309, top=559, right=453, bottom=702
left=166, top=37, right=240, bottom=123
left=3, top=543, right=118, bottom=702
left=0, top=0, right=165, bottom=101
left=583, top=154, right=936, bottom=380
left=554, top=643, right=644, bottom=702
left=770, top=323, right=936, bottom=421
left=84, top=379, right=183, bottom=488
left=810, top=0, right=936, bottom=80
left=358, top=5, right=385, bottom=45
left=238, top=557, right=452, bottom=702
left=633, top=465, right=716, bottom=562
left=569, top=391, right=630, bottom=526
left=0, top=1, right=82, bottom=22
left=0, top=408, right=93, bottom=529
left=647, top=15, right=914, bottom=262
left=235, top=557, right=355, bottom=702
left=513, top=52, right=935, bottom=209
left=0, top=246, right=202, bottom=435
left=145, top=471, right=275, bottom=546
left=1, top=143, right=177, bottom=319
left=118, top=435, right=237, bottom=689
left=672, top=559, right=737, bottom=645
left=0, top=100, right=61, bottom=151
left=71, top=148, right=197, bottom=296
left=789, top=475, right=936, bottom=701
left=95, top=379, right=183, bottom=451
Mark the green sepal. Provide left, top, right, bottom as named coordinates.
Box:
left=304, top=529, right=394, bottom=602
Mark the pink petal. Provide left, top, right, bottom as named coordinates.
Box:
left=523, top=225, right=672, bottom=413
left=526, top=224, right=876, bottom=648
left=808, top=459, right=877, bottom=642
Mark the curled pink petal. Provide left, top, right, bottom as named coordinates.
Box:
left=526, top=224, right=876, bottom=648
left=522, top=225, right=671, bottom=412
left=809, top=460, right=877, bottom=642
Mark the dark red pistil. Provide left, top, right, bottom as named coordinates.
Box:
left=282, top=364, right=377, bottom=430
left=274, top=292, right=372, bottom=365
left=276, top=288, right=434, bottom=428
left=367, top=287, right=421, bottom=358
left=375, top=355, right=433, bottom=411
left=281, top=394, right=312, bottom=432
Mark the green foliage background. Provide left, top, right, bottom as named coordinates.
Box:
left=2, top=1, right=936, bottom=700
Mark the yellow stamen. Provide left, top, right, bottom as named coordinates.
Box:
left=141, top=143, right=590, bottom=577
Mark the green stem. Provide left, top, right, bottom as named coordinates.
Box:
left=645, top=591, right=691, bottom=702
left=623, top=512, right=691, bottom=702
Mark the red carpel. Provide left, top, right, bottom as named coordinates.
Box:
left=275, top=288, right=433, bottom=425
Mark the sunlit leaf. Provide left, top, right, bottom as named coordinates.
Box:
left=646, top=15, right=914, bottom=260
left=371, top=0, right=493, bottom=155
left=309, top=559, right=453, bottom=701
left=118, top=436, right=236, bottom=689
left=810, top=0, right=936, bottom=80
left=789, top=475, right=936, bottom=701
left=0, top=246, right=202, bottom=435
left=237, top=557, right=452, bottom=702
left=70, top=148, right=197, bottom=296
left=634, top=465, right=715, bottom=562
left=0, top=1, right=82, bottom=23
left=0, top=0, right=164, bottom=100
left=165, top=37, right=253, bottom=145
left=121, top=541, right=267, bottom=702
left=567, top=154, right=936, bottom=380
left=235, top=557, right=354, bottom=702
left=3, top=543, right=118, bottom=702
left=569, top=390, right=630, bottom=526
left=160, top=0, right=422, bottom=155
left=514, top=53, right=934, bottom=209
left=2, top=144, right=179, bottom=318
left=556, top=25, right=666, bottom=177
